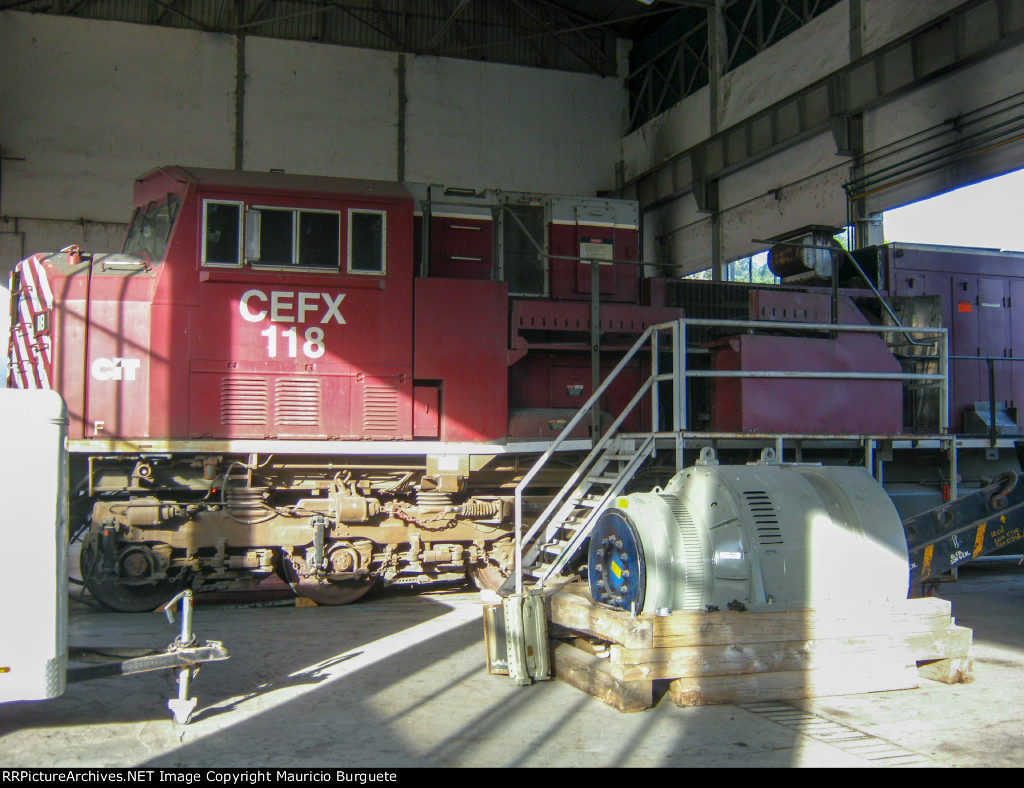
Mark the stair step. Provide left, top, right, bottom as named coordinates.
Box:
left=585, top=474, right=622, bottom=485
left=541, top=519, right=586, bottom=539
left=523, top=563, right=555, bottom=578
left=602, top=453, right=637, bottom=461
left=540, top=538, right=573, bottom=547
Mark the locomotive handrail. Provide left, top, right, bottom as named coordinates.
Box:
left=675, top=317, right=949, bottom=434
left=948, top=354, right=1024, bottom=445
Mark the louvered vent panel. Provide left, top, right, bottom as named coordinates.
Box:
left=221, top=378, right=269, bottom=425
left=660, top=495, right=705, bottom=609
left=743, top=490, right=784, bottom=545
left=363, top=386, right=400, bottom=433
left=276, top=379, right=321, bottom=426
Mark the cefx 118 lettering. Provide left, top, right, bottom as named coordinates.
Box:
left=238, top=289, right=344, bottom=360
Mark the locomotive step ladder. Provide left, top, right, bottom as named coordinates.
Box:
left=498, top=433, right=657, bottom=596
left=494, top=320, right=681, bottom=684
left=494, top=431, right=662, bottom=685
left=502, top=319, right=683, bottom=609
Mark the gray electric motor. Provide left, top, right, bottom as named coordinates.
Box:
left=587, top=449, right=910, bottom=613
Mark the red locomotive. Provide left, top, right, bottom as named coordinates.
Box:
left=7, top=166, right=676, bottom=610
left=11, top=166, right=1024, bottom=612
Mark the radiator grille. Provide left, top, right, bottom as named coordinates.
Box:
left=275, top=379, right=321, bottom=426
left=221, top=378, right=269, bottom=425
left=363, top=385, right=400, bottom=433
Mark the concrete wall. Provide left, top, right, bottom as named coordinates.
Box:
left=862, top=38, right=1024, bottom=214
left=242, top=37, right=399, bottom=180
left=656, top=133, right=851, bottom=274
left=0, top=10, right=626, bottom=264
left=405, top=56, right=624, bottom=193
left=861, top=0, right=965, bottom=51
left=624, top=1, right=853, bottom=272
left=717, top=5, right=850, bottom=131
left=7, top=1, right=1022, bottom=290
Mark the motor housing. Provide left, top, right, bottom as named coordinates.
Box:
left=587, top=449, right=909, bottom=614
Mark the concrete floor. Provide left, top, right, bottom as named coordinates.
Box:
left=2, top=558, right=1023, bottom=769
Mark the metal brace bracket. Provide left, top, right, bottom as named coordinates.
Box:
left=503, top=590, right=551, bottom=686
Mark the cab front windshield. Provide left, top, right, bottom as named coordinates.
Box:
left=122, top=196, right=180, bottom=262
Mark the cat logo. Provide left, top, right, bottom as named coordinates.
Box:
left=91, top=357, right=142, bottom=381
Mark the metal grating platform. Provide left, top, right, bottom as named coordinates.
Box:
left=738, top=701, right=931, bottom=767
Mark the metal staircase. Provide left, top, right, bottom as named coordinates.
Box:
left=509, top=433, right=657, bottom=593
left=501, top=320, right=683, bottom=599
left=493, top=321, right=678, bottom=685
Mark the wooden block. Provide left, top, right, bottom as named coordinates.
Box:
left=651, top=599, right=956, bottom=649
left=905, top=624, right=973, bottom=662
left=918, top=655, right=974, bottom=684
left=668, top=662, right=920, bottom=707
left=553, top=643, right=654, bottom=713
left=609, top=624, right=974, bottom=682
left=549, top=586, right=955, bottom=649
left=295, top=597, right=318, bottom=608
left=610, top=638, right=916, bottom=682
left=549, top=589, right=653, bottom=649
left=549, top=586, right=971, bottom=708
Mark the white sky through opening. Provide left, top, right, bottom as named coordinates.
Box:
left=883, top=168, right=1024, bottom=252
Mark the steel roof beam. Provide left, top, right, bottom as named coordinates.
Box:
left=615, top=0, right=1024, bottom=212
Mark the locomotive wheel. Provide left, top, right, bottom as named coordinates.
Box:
left=469, top=565, right=506, bottom=592
left=79, top=536, right=187, bottom=613
left=278, top=557, right=376, bottom=606
left=288, top=577, right=376, bottom=606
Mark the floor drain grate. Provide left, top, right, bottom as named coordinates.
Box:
left=737, top=701, right=930, bottom=767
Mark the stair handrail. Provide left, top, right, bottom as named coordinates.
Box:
left=532, top=433, right=657, bottom=585
left=517, top=376, right=658, bottom=577
left=512, top=319, right=681, bottom=595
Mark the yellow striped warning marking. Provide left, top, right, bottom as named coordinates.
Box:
left=973, top=523, right=987, bottom=558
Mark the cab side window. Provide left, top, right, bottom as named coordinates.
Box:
left=246, top=207, right=340, bottom=270
left=202, top=201, right=244, bottom=267
left=126, top=196, right=181, bottom=263
left=300, top=211, right=341, bottom=268
left=201, top=200, right=384, bottom=275
left=348, top=210, right=386, bottom=274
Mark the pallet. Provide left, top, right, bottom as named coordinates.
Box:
left=547, top=584, right=973, bottom=712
